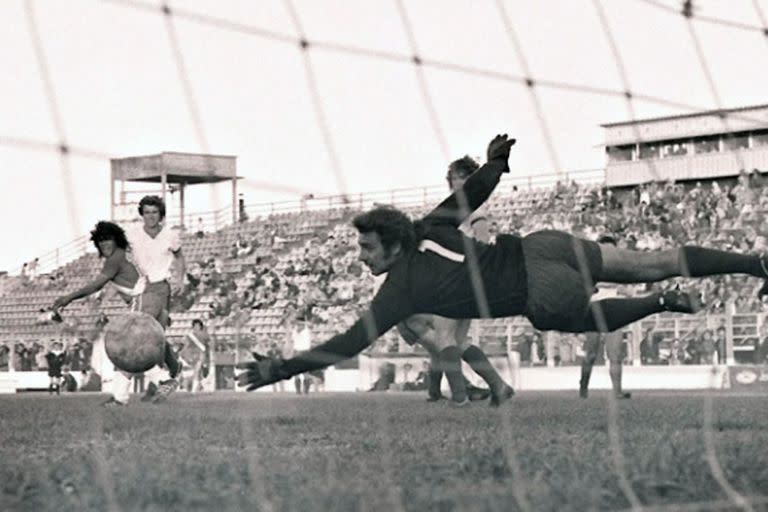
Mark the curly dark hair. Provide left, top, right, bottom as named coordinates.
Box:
left=90, top=221, right=129, bottom=257
left=446, top=155, right=480, bottom=183
left=352, top=206, right=417, bottom=253
left=138, top=195, right=166, bottom=219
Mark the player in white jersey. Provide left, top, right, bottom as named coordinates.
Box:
left=396, top=156, right=513, bottom=406
left=124, top=195, right=187, bottom=402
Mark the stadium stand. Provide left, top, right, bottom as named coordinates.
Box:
left=2, top=168, right=768, bottom=379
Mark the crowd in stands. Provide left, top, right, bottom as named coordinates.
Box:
left=4, top=169, right=768, bottom=370
left=0, top=337, right=93, bottom=372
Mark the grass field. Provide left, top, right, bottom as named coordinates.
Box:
left=1, top=391, right=768, bottom=512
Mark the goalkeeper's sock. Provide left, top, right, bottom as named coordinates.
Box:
left=680, top=246, right=767, bottom=278
left=438, top=346, right=467, bottom=403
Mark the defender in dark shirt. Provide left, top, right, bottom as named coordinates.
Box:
left=240, top=134, right=768, bottom=404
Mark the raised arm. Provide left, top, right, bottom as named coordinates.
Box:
left=423, top=135, right=515, bottom=228
left=238, top=278, right=415, bottom=389
left=52, top=256, right=119, bottom=312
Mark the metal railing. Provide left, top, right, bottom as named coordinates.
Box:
left=7, top=167, right=605, bottom=277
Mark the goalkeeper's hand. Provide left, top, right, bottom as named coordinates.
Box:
left=486, top=134, right=516, bottom=166
left=236, top=352, right=291, bottom=391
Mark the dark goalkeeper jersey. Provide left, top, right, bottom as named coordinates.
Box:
left=282, top=158, right=528, bottom=377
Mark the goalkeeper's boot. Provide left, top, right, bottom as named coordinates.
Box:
left=660, top=289, right=701, bottom=314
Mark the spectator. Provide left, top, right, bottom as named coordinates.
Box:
left=14, top=342, right=30, bottom=371
left=36, top=343, right=49, bottom=371
left=640, top=329, right=660, bottom=365
left=27, top=258, right=39, bottom=281
left=196, top=217, right=205, bottom=238
left=80, top=367, right=102, bottom=391
left=404, top=361, right=430, bottom=391
left=61, top=366, right=78, bottom=392
left=0, top=344, right=9, bottom=371
left=699, top=329, right=716, bottom=365
left=715, top=326, right=728, bottom=363
left=183, top=319, right=212, bottom=392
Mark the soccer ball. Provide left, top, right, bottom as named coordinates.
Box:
left=104, top=312, right=166, bottom=373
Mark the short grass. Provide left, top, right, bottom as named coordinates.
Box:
left=1, top=390, right=767, bottom=512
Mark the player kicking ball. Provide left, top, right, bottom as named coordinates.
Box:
left=52, top=221, right=181, bottom=405
left=238, top=133, right=768, bottom=404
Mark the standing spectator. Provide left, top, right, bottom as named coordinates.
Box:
left=266, top=342, right=285, bottom=392
left=622, top=332, right=634, bottom=364
left=183, top=319, right=212, bottom=392
left=14, top=343, right=30, bottom=371
left=640, top=329, right=659, bottom=365
left=755, top=322, right=768, bottom=365
left=0, top=344, right=9, bottom=371
left=36, top=343, right=49, bottom=371
left=196, top=217, right=205, bottom=238
left=687, top=328, right=703, bottom=365
left=533, top=332, right=546, bottom=365
left=238, top=193, right=248, bottom=223
left=290, top=315, right=312, bottom=394
left=67, top=341, right=84, bottom=371
left=45, top=341, right=67, bottom=395
left=517, top=333, right=532, bottom=366
left=27, top=258, right=39, bottom=281
left=669, top=337, right=686, bottom=365
left=699, top=329, right=716, bottom=365
left=714, top=326, right=728, bottom=364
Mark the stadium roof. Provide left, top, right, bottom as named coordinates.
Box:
left=110, top=151, right=238, bottom=185
left=600, top=103, right=768, bottom=128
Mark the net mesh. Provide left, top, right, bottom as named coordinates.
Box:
left=3, top=0, right=768, bottom=509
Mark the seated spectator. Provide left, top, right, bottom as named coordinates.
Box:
left=61, top=366, right=78, bottom=392
left=403, top=361, right=429, bottom=391
left=80, top=367, right=102, bottom=391
left=368, top=363, right=395, bottom=391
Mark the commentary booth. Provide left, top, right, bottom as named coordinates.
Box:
left=110, top=151, right=239, bottom=226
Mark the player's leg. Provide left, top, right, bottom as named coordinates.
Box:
left=453, top=319, right=511, bottom=405
left=522, top=231, right=701, bottom=334
left=432, top=317, right=492, bottom=402
left=426, top=351, right=445, bottom=401
left=141, top=282, right=182, bottom=378
left=598, top=244, right=768, bottom=286
left=400, top=315, right=469, bottom=403
left=437, top=345, right=468, bottom=405
left=580, top=291, right=700, bottom=333
left=294, top=375, right=302, bottom=394
left=104, top=370, right=133, bottom=406
left=605, top=334, right=630, bottom=399
left=579, top=334, right=601, bottom=398
left=139, top=282, right=180, bottom=402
